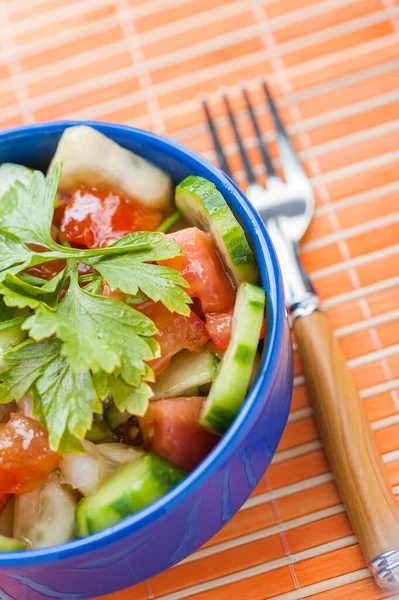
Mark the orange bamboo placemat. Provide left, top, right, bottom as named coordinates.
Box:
left=1, top=0, right=399, bottom=598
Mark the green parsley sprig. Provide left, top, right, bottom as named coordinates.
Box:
left=0, top=163, right=191, bottom=452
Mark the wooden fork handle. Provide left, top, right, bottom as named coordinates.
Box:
left=293, top=311, right=399, bottom=587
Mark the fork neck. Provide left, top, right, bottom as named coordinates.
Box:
left=266, top=218, right=319, bottom=320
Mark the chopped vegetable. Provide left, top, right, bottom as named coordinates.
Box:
left=13, top=473, right=76, bottom=548
left=205, top=308, right=266, bottom=348
left=201, top=282, right=266, bottom=435
left=49, top=126, right=173, bottom=209
left=159, top=227, right=236, bottom=312
left=205, top=310, right=233, bottom=349
left=0, top=412, right=61, bottom=494
left=0, top=535, right=26, bottom=551
left=140, top=397, right=219, bottom=471
left=75, top=453, right=185, bottom=536
left=176, top=176, right=258, bottom=284
left=60, top=186, right=164, bottom=248
left=151, top=349, right=218, bottom=400
left=0, top=339, right=102, bottom=453
left=60, top=440, right=143, bottom=496
left=139, top=301, right=210, bottom=375
left=0, top=130, right=266, bottom=549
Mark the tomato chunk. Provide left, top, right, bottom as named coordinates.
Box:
left=25, top=258, right=66, bottom=281
left=158, top=228, right=236, bottom=313
left=60, top=186, right=164, bottom=248
left=140, top=397, right=219, bottom=471
left=205, top=311, right=233, bottom=349
left=206, top=308, right=266, bottom=348
left=139, top=301, right=209, bottom=376
left=0, top=412, right=61, bottom=495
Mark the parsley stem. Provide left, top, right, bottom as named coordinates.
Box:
left=156, top=210, right=181, bottom=233
left=79, top=274, right=102, bottom=284
left=19, top=272, right=47, bottom=286
left=0, top=315, right=27, bottom=331
left=38, top=244, right=152, bottom=261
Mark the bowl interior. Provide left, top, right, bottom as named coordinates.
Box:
left=0, top=121, right=287, bottom=567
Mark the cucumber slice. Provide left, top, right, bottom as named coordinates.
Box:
left=75, top=453, right=185, bottom=536
left=0, top=535, right=25, bottom=551
left=61, top=440, right=143, bottom=496
left=200, top=282, right=265, bottom=435
left=14, top=473, right=77, bottom=548
left=151, top=349, right=218, bottom=400
left=49, top=126, right=173, bottom=209
left=176, top=176, right=258, bottom=284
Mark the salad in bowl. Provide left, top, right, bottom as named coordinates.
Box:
left=0, top=125, right=266, bottom=551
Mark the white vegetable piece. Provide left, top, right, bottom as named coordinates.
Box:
left=60, top=440, right=100, bottom=496
left=48, top=125, right=173, bottom=209
left=60, top=440, right=143, bottom=496
left=14, top=473, right=77, bottom=548
left=17, top=393, right=35, bottom=420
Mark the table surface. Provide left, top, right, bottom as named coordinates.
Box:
left=1, top=0, right=399, bottom=598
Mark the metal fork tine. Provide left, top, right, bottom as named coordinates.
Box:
left=222, top=92, right=257, bottom=185
left=201, top=98, right=233, bottom=179
left=242, top=86, right=277, bottom=179
left=262, top=81, right=308, bottom=184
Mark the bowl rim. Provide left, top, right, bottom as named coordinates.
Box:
left=0, top=120, right=286, bottom=566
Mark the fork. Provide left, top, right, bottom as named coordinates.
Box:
left=202, top=84, right=399, bottom=590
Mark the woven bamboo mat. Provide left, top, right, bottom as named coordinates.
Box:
left=1, top=0, right=399, bottom=598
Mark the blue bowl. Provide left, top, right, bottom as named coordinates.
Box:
left=0, top=122, right=293, bottom=600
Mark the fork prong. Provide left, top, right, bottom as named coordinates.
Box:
left=201, top=98, right=233, bottom=179
left=242, top=86, right=277, bottom=179
left=262, top=81, right=309, bottom=184
left=222, top=92, right=257, bottom=185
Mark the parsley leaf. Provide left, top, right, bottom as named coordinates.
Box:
left=0, top=296, right=14, bottom=323
left=93, top=372, right=152, bottom=417
left=0, top=231, right=34, bottom=281
left=0, top=339, right=59, bottom=403
left=0, top=163, right=33, bottom=200
left=111, top=378, right=152, bottom=417
left=0, top=164, right=60, bottom=247
left=0, top=162, right=194, bottom=453
left=85, top=236, right=192, bottom=316
left=0, top=339, right=101, bottom=451
left=23, top=266, right=158, bottom=381
left=0, top=269, right=66, bottom=310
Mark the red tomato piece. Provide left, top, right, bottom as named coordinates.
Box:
left=205, top=311, right=233, bottom=349
left=158, top=228, right=236, bottom=313
left=60, top=186, right=164, bottom=248
left=25, top=258, right=66, bottom=281
left=206, top=309, right=266, bottom=348
left=138, top=301, right=209, bottom=376
left=53, top=191, right=71, bottom=226
left=140, top=397, right=219, bottom=471
left=0, top=412, right=61, bottom=495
